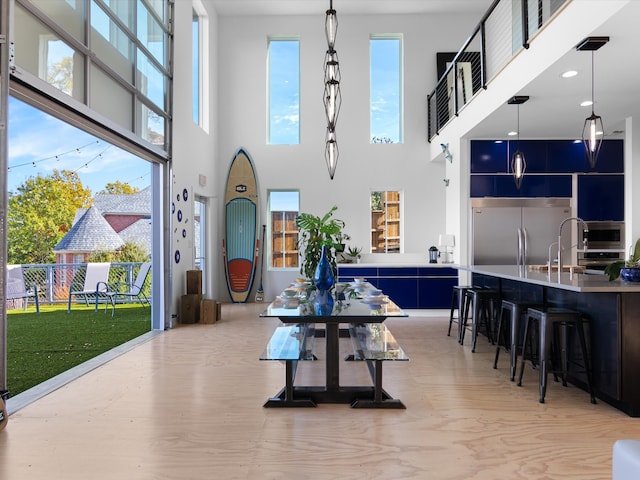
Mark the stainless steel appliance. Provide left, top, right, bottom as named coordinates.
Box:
left=471, top=198, right=571, bottom=266
left=577, top=221, right=625, bottom=270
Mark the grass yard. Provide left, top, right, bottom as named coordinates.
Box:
left=6, top=304, right=151, bottom=397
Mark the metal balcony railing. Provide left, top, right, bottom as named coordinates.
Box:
left=6, top=262, right=150, bottom=308
left=427, top=0, right=569, bottom=141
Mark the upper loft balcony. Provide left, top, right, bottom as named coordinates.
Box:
left=427, top=0, right=639, bottom=146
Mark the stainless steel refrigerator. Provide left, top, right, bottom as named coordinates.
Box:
left=471, top=198, right=572, bottom=266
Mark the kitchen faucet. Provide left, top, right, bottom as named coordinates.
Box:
left=557, top=217, right=589, bottom=275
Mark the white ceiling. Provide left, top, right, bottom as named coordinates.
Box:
left=466, top=1, right=640, bottom=141
left=211, top=0, right=639, bottom=141
left=210, top=0, right=494, bottom=17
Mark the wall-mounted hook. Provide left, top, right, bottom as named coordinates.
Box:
left=443, top=179, right=450, bottom=187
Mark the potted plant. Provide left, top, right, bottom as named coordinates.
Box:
left=604, top=238, right=640, bottom=281
left=345, top=246, right=362, bottom=263
left=295, top=205, right=346, bottom=281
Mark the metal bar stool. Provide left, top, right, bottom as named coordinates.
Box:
left=460, top=288, right=501, bottom=352
left=517, top=306, right=596, bottom=404
left=493, top=300, right=543, bottom=381
left=448, top=285, right=472, bottom=342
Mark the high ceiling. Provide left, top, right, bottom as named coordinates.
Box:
left=210, top=0, right=494, bottom=17
left=211, top=0, right=640, bottom=141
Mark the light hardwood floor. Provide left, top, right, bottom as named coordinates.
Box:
left=1, top=303, right=638, bottom=479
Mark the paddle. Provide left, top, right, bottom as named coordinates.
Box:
left=255, top=224, right=266, bottom=302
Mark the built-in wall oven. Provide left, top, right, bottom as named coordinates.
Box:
left=577, top=221, right=625, bottom=270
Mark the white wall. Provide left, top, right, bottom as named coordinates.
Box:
left=170, top=1, right=219, bottom=317
left=215, top=12, right=481, bottom=301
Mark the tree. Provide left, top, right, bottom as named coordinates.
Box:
left=99, top=181, right=139, bottom=195
left=8, top=170, right=92, bottom=264
left=87, top=242, right=149, bottom=263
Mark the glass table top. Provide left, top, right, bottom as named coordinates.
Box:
left=260, top=293, right=407, bottom=321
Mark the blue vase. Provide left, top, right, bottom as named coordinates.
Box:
left=314, top=290, right=334, bottom=316
left=313, top=245, right=335, bottom=293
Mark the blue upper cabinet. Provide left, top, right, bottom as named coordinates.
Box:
left=470, top=140, right=507, bottom=173
left=577, top=174, right=624, bottom=221
left=470, top=175, right=572, bottom=198
left=471, top=139, right=623, bottom=174
left=546, top=139, right=623, bottom=173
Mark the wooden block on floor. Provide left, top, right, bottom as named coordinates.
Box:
left=186, top=270, right=202, bottom=296
left=200, top=299, right=217, bottom=324
left=180, top=294, right=200, bottom=324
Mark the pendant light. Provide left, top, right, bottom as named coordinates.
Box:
left=508, top=95, right=529, bottom=190
left=323, top=0, right=341, bottom=179
left=576, top=36, right=609, bottom=169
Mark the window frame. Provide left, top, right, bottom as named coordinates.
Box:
left=369, top=34, right=404, bottom=144
left=370, top=190, right=402, bottom=254
left=267, top=37, right=300, bottom=145
left=267, top=190, right=300, bottom=270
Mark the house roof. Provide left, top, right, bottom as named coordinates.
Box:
left=118, top=218, right=152, bottom=254
left=54, top=205, right=125, bottom=253
left=92, top=186, right=151, bottom=215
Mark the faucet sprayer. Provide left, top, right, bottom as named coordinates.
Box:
left=557, top=217, right=589, bottom=277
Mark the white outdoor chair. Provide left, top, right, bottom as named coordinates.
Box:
left=6, top=265, right=39, bottom=313
left=67, top=262, right=111, bottom=313
left=104, top=262, right=151, bottom=316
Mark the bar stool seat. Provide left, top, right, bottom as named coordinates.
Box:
left=517, top=306, right=596, bottom=404
left=493, top=300, right=543, bottom=381
left=448, top=285, right=472, bottom=342
left=460, top=288, right=501, bottom=352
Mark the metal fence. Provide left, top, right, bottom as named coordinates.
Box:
left=7, top=262, right=150, bottom=308
left=427, top=0, right=569, bottom=141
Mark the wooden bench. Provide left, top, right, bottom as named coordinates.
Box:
left=260, top=324, right=317, bottom=407
left=346, top=322, right=409, bottom=408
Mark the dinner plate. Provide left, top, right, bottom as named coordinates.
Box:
left=277, top=294, right=298, bottom=302
left=361, top=296, right=388, bottom=305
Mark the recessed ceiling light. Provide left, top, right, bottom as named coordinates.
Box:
left=508, top=131, right=517, bottom=136
left=561, top=70, right=578, bottom=78
left=581, top=100, right=593, bottom=107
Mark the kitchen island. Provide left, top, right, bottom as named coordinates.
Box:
left=459, top=265, right=640, bottom=417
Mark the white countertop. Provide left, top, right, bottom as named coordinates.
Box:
left=459, top=265, right=640, bottom=293
left=338, top=262, right=457, bottom=268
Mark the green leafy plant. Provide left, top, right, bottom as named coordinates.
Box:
left=604, top=238, right=640, bottom=281
left=295, top=205, right=346, bottom=281
left=346, top=246, right=362, bottom=259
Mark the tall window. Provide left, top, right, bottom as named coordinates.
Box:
left=192, top=9, right=200, bottom=125
left=269, top=191, right=300, bottom=268
left=370, top=35, right=403, bottom=144
left=191, top=1, right=208, bottom=130
left=371, top=191, right=401, bottom=253
left=268, top=38, right=300, bottom=145
left=14, top=0, right=172, bottom=153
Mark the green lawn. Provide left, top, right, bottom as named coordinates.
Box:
left=6, top=303, right=151, bottom=397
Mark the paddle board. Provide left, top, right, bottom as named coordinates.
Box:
left=223, top=148, right=260, bottom=303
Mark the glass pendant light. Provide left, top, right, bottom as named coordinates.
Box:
left=576, top=36, right=609, bottom=169
left=323, top=0, right=341, bottom=179
left=507, top=96, right=529, bottom=190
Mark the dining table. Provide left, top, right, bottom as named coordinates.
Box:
left=259, top=282, right=409, bottom=408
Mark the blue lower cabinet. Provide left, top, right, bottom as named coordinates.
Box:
left=336, top=265, right=458, bottom=309
left=336, top=267, right=377, bottom=283
left=377, top=277, right=418, bottom=309
left=418, top=277, right=458, bottom=309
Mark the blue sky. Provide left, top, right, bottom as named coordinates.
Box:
left=8, top=96, right=150, bottom=195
